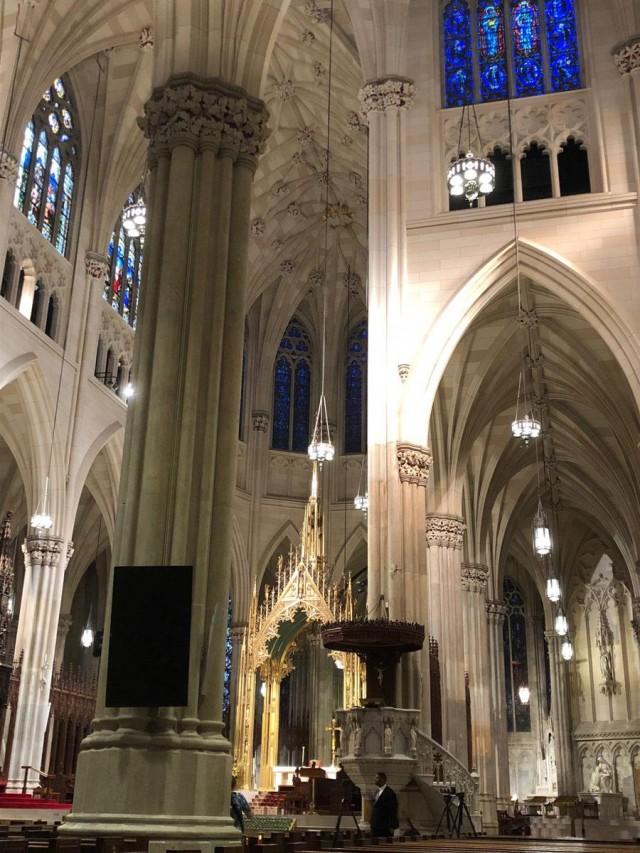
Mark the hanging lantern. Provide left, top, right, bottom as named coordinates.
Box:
left=532, top=501, right=552, bottom=557
left=546, top=577, right=561, bottom=603
left=448, top=152, right=495, bottom=204
left=511, top=414, right=542, bottom=443
left=560, top=638, right=574, bottom=661
left=122, top=382, right=135, bottom=400
left=354, top=492, right=368, bottom=513
left=31, top=476, right=53, bottom=533
left=80, top=626, right=94, bottom=649
left=555, top=609, right=569, bottom=637
left=122, top=196, right=146, bottom=238
left=517, top=684, right=531, bottom=705
left=308, top=393, right=334, bottom=464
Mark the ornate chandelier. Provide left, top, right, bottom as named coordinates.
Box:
left=353, top=492, right=368, bottom=512
left=308, top=393, right=334, bottom=464
left=546, top=577, right=561, bottom=603
left=555, top=608, right=569, bottom=636
left=122, top=186, right=146, bottom=238
left=512, top=370, right=541, bottom=443
left=560, top=638, right=574, bottom=661
left=532, top=499, right=552, bottom=557
left=447, top=105, right=495, bottom=205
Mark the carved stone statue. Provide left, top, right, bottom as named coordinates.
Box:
left=352, top=718, right=362, bottom=755
left=409, top=721, right=418, bottom=754
left=589, top=757, right=614, bottom=793
left=383, top=720, right=393, bottom=755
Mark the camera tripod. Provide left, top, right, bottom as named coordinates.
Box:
left=332, top=793, right=362, bottom=846
left=434, top=791, right=477, bottom=838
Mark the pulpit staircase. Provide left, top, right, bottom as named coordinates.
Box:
left=411, top=728, right=479, bottom=833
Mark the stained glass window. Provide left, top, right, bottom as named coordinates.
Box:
left=503, top=577, right=531, bottom=733
left=272, top=319, right=312, bottom=452
left=104, top=185, right=145, bottom=329
left=223, top=598, right=233, bottom=738
left=345, top=319, right=367, bottom=454
left=442, top=0, right=581, bottom=105
left=13, top=76, right=78, bottom=256
left=478, top=1, right=508, bottom=101
left=443, top=0, right=474, bottom=107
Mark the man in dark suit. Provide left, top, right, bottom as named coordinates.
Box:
left=370, top=771, right=399, bottom=837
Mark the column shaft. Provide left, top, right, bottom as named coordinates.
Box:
left=546, top=631, right=576, bottom=795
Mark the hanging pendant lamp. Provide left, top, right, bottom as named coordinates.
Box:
left=555, top=608, right=569, bottom=637
left=532, top=499, right=552, bottom=557
left=31, top=475, right=53, bottom=533
left=308, top=394, right=334, bottom=464
left=447, top=105, right=495, bottom=205
left=518, top=683, right=531, bottom=705
left=560, top=638, right=574, bottom=661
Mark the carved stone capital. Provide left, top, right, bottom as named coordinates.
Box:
left=613, top=36, right=640, bottom=76
left=462, top=563, right=489, bottom=593
left=22, top=537, right=64, bottom=569
left=397, top=443, right=432, bottom=486
left=139, top=26, right=153, bottom=50
left=57, top=613, right=74, bottom=635
left=359, top=77, right=416, bottom=113
left=85, top=251, right=109, bottom=279
left=0, top=150, right=18, bottom=185
left=141, top=74, right=269, bottom=167
left=426, top=514, right=465, bottom=549
left=486, top=600, right=507, bottom=624
left=398, top=364, right=410, bottom=383
left=252, top=411, right=269, bottom=432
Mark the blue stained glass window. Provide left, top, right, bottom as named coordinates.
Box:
left=14, top=122, right=34, bottom=210
left=112, top=228, right=125, bottom=312
left=345, top=320, right=368, bottom=454
left=56, top=163, right=74, bottom=256
left=272, top=319, right=312, bottom=452
left=511, top=0, right=544, bottom=96
left=443, top=0, right=474, bottom=107
left=42, top=148, right=61, bottom=240
left=27, top=131, right=48, bottom=226
left=105, top=185, right=145, bottom=329
left=222, top=597, right=233, bottom=737
left=293, top=359, right=311, bottom=452
left=478, top=1, right=508, bottom=100
left=503, top=577, right=531, bottom=733
left=545, top=0, right=580, bottom=91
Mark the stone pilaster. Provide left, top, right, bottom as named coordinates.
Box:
left=461, top=564, right=497, bottom=831
left=54, top=613, right=74, bottom=669
left=0, top=150, right=18, bottom=281
left=486, top=600, right=509, bottom=802
left=426, top=514, right=467, bottom=763
left=8, top=537, right=66, bottom=791
left=545, top=630, right=576, bottom=795
left=228, top=624, right=247, bottom=755
left=63, top=75, right=268, bottom=842
left=613, top=36, right=640, bottom=187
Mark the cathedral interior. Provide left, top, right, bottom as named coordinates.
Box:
left=0, top=0, right=640, bottom=847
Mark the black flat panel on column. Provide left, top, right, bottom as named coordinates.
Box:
left=106, top=565, right=192, bottom=708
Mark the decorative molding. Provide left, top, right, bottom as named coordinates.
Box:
left=613, top=36, right=640, bottom=76
left=141, top=75, right=269, bottom=166
left=99, top=301, right=135, bottom=365
left=360, top=77, right=416, bottom=114
left=23, top=537, right=64, bottom=568
left=85, top=252, right=109, bottom=279
left=426, top=514, right=465, bottom=549
left=398, top=364, right=410, bottom=383
left=486, top=600, right=507, bottom=624
left=0, top=150, right=18, bottom=184
left=397, top=443, right=432, bottom=487
left=250, top=217, right=265, bottom=237
left=7, top=206, right=71, bottom=294
left=139, top=26, right=154, bottom=50
left=252, top=411, right=269, bottom=432
left=461, top=563, right=489, bottom=593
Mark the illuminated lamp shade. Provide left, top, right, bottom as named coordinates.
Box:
left=80, top=626, right=94, bottom=649
left=546, top=577, right=561, bottom=603
left=260, top=681, right=267, bottom=698
left=560, top=639, right=574, bottom=661
left=532, top=501, right=552, bottom=557
left=354, top=492, right=368, bottom=513
left=518, top=684, right=531, bottom=705
left=122, top=382, right=135, bottom=400
left=308, top=393, right=334, bottom=464
left=122, top=199, right=146, bottom=238
left=31, top=476, right=53, bottom=533
left=555, top=610, right=569, bottom=637
left=512, top=414, right=542, bottom=442
left=447, top=152, right=495, bottom=204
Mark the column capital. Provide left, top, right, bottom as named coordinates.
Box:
left=141, top=74, right=269, bottom=168
left=461, top=562, right=489, bottom=593
left=22, top=537, right=64, bottom=568
left=425, top=513, right=465, bottom=549
left=0, top=150, right=18, bottom=185
left=359, top=76, right=416, bottom=114
left=486, top=600, right=507, bottom=624
left=397, top=443, right=432, bottom=486
left=57, top=613, right=74, bottom=634
left=252, top=411, right=270, bottom=432
left=613, top=35, right=640, bottom=76
left=85, top=251, right=109, bottom=279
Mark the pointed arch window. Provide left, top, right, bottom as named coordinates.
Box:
left=272, top=318, right=312, bottom=453
left=503, top=577, right=531, bottom=733
left=345, top=319, right=368, bottom=454
left=13, top=77, right=79, bottom=256
left=105, top=185, right=144, bottom=329
left=442, top=0, right=581, bottom=105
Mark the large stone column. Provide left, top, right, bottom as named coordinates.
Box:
left=363, top=78, right=415, bottom=618
left=62, top=76, right=268, bottom=842
left=486, top=600, right=509, bottom=803
left=545, top=631, right=576, bottom=795
left=8, top=537, right=70, bottom=791
left=425, top=514, right=468, bottom=763
left=461, top=564, right=497, bottom=831
left=396, top=443, right=431, bottom=725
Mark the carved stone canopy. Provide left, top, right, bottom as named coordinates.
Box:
left=613, top=36, right=640, bottom=76
left=85, top=252, right=109, bottom=280
left=252, top=411, right=269, bottom=432
left=141, top=74, right=269, bottom=166
left=23, top=537, right=64, bottom=569
left=0, top=150, right=18, bottom=185
left=426, top=514, right=466, bottom=549
left=360, top=77, right=416, bottom=114
left=397, top=443, right=432, bottom=486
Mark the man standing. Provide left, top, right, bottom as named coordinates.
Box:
left=370, top=772, right=399, bottom=837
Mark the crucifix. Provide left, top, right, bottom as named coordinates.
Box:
left=325, top=716, right=342, bottom=766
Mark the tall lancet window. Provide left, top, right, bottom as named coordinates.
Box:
left=272, top=318, right=312, bottom=453
left=105, top=185, right=145, bottom=329
left=13, top=77, right=79, bottom=256
left=345, top=319, right=368, bottom=454
left=442, top=0, right=581, bottom=105
left=503, top=577, right=531, bottom=732
left=223, top=598, right=233, bottom=738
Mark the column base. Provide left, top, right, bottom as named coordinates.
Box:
left=60, top=743, right=239, bottom=843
